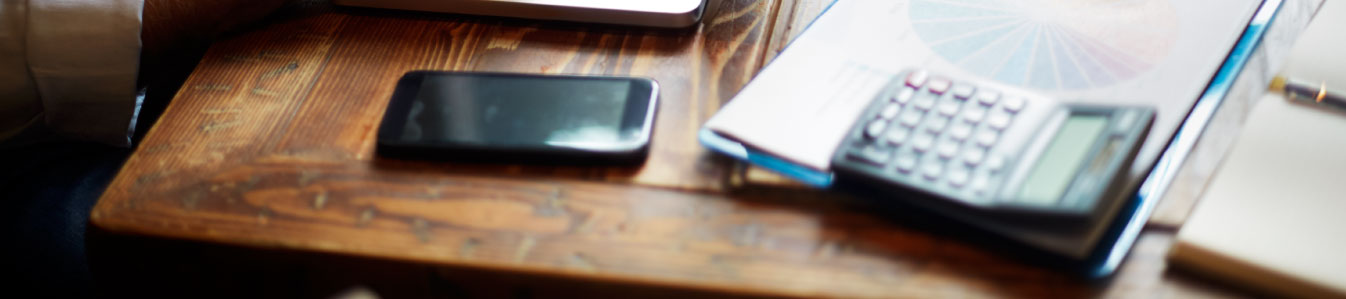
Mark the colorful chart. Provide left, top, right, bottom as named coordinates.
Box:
left=910, top=0, right=1179, bottom=90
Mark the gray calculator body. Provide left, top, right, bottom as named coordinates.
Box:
left=831, top=70, right=1155, bottom=221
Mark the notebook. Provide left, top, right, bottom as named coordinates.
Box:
left=1168, top=1, right=1346, bottom=295
left=331, top=0, right=707, bottom=27
left=1168, top=94, right=1346, bottom=298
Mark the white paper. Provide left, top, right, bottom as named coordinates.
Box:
left=707, top=0, right=1263, bottom=177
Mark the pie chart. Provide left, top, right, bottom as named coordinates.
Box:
left=910, top=0, right=1179, bottom=90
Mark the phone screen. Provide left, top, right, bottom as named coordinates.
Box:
left=380, top=72, right=657, bottom=153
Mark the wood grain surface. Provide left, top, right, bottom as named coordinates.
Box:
left=91, top=0, right=1319, bottom=297
left=104, top=0, right=786, bottom=195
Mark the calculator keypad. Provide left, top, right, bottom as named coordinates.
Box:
left=840, top=70, right=1033, bottom=205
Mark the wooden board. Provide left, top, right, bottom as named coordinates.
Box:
left=90, top=0, right=1320, bottom=297
left=103, top=0, right=786, bottom=196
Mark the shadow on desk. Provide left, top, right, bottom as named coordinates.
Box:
left=85, top=185, right=1115, bottom=299
left=88, top=229, right=763, bottom=299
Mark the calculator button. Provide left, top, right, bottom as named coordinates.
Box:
left=937, top=100, right=961, bottom=116
left=948, top=167, right=971, bottom=188
left=975, top=131, right=999, bottom=148
left=960, top=107, right=987, bottom=124
left=879, top=103, right=902, bottom=119
left=912, top=133, right=936, bottom=153
left=893, top=87, right=916, bottom=104
left=924, top=116, right=950, bottom=133
left=949, top=122, right=973, bottom=141
left=884, top=127, right=912, bottom=146
left=951, top=85, right=976, bottom=99
left=971, top=174, right=991, bottom=195
left=905, top=70, right=929, bottom=88
left=962, top=147, right=986, bottom=166
left=921, top=162, right=944, bottom=181
left=894, top=153, right=919, bottom=173
left=987, top=112, right=1013, bottom=131
left=937, top=141, right=960, bottom=159
left=986, top=156, right=1006, bottom=173
left=864, top=119, right=888, bottom=139
left=847, top=146, right=891, bottom=166
left=913, top=94, right=937, bottom=111
left=928, top=78, right=952, bottom=94
left=975, top=91, right=1000, bottom=106
left=1003, top=97, right=1026, bottom=113
left=899, top=109, right=924, bottom=127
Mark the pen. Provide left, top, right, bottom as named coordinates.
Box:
left=1270, top=75, right=1345, bottom=112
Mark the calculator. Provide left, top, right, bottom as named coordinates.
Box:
left=830, top=69, right=1155, bottom=221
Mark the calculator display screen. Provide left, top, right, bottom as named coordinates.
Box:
left=1018, top=115, right=1110, bottom=204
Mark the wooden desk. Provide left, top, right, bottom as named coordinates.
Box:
left=91, top=0, right=1318, bottom=297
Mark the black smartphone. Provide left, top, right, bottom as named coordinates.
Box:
left=377, top=71, right=659, bottom=164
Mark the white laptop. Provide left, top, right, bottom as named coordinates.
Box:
left=332, top=0, right=708, bottom=28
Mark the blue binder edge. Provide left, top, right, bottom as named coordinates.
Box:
left=698, top=0, right=1285, bottom=278
left=698, top=130, right=835, bottom=187
left=1095, top=0, right=1286, bottom=277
